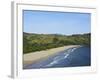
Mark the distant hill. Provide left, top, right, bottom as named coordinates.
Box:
left=23, top=32, right=90, bottom=54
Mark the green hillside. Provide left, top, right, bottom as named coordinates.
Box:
left=23, top=32, right=91, bottom=54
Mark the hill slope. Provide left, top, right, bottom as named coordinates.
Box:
left=23, top=32, right=90, bottom=54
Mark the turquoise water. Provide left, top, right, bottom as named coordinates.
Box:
left=24, top=46, right=91, bottom=69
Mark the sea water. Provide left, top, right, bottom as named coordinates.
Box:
left=24, top=46, right=91, bottom=69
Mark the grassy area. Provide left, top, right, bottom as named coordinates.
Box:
left=23, top=32, right=90, bottom=54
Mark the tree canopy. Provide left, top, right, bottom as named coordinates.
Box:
left=23, top=32, right=91, bottom=54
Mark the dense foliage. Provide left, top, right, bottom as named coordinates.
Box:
left=23, top=32, right=90, bottom=54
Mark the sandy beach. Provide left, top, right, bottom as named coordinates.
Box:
left=23, top=45, right=81, bottom=66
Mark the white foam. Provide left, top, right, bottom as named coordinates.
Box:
left=71, top=48, right=77, bottom=52
left=46, top=47, right=78, bottom=67
left=64, top=54, right=69, bottom=58
left=54, top=56, right=63, bottom=61
left=46, top=56, right=64, bottom=67
left=46, top=60, right=58, bottom=67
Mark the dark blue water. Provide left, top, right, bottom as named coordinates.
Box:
left=24, top=46, right=91, bottom=69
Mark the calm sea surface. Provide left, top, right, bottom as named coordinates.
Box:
left=24, top=46, right=91, bottom=69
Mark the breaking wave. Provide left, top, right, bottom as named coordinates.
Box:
left=46, top=47, right=77, bottom=67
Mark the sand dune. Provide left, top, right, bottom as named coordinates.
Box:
left=23, top=45, right=81, bottom=66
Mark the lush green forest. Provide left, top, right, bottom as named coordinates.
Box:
left=23, top=32, right=90, bottom=54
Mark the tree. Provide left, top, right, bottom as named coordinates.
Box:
left=53, top=37, right=59, bottom=43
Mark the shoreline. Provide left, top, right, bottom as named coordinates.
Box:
left=23, top=45, right=81, bottom=66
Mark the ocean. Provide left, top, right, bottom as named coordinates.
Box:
left=24, top=46, right=91, bottom=69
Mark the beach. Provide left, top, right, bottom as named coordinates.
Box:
left=23, top=45, right=81, bottom=66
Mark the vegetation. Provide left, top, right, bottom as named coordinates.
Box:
left=23, top=32, right=91, bottom=54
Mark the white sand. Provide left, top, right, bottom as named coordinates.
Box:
left=23, top=45, right=80, bottom=65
